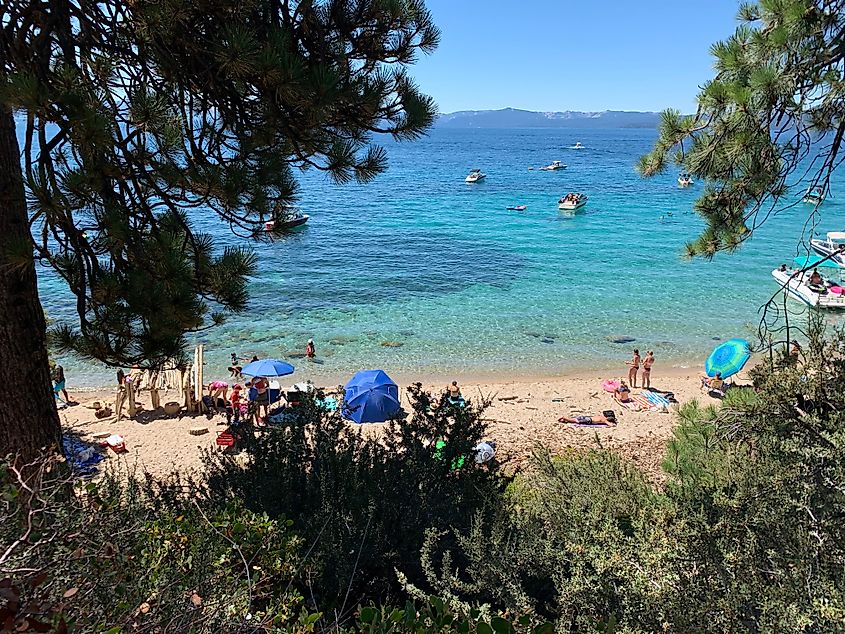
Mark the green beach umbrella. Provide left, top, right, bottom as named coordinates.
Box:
left=705, top=338, right=751, bottom=379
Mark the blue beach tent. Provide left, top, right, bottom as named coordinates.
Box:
left=343, top=369, right=401, bottom=423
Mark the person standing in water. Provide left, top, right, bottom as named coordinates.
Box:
left=642, top=351, right=655, bottom=389
left=625, top=349, right=641, bottom=388
left=306, top=339, right=316, bottom=360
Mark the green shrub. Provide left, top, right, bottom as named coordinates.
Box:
left=202, top=385, right=505, bottom=612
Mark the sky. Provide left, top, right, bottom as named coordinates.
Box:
left=411, top=0, right=743, bottom=114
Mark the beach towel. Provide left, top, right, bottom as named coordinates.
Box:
left=631, top=393, right=652, bottom=410
left=62, top=435, right=104, bottom=476
left=642, top=391, right=671, bottom=408
left=616, top=398, right=641, bottom=411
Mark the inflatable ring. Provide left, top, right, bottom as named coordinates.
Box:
left=602, top=380, right=620, bottom=393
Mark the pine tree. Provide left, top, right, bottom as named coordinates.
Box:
left=638, top=0, right=845, bottom=258
left=0, top=0, right=439, bottom=459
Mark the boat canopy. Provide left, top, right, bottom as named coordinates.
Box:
left=826, top=232, right=845, bottom=241
left=794, top=255, right=838, bottom=269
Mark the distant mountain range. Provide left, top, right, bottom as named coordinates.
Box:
left=436, top=108, right=662, bottom=129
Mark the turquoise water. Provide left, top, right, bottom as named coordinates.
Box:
left=40, top=128, right=845, bottom=386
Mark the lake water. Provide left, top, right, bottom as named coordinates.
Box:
left=39, top=127, right=845, bottom=387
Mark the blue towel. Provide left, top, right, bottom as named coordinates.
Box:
left=62, top=435, right=104, bottom=476
left=642, top=391, right=670, bottom=408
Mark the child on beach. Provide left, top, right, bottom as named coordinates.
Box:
left=642, top=351, right=655, bottom=389
left=52, top=364, right=70, bottom=405
left=306, top=339, right=316, bottom=359
left=625, top=349, right=641, bottom=388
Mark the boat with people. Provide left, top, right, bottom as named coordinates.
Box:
left=804, top=186, right=825, bottom=205
left=572, top=142, right=584, bottom=150
left=539, top=160, right=566, bottom=171
left=558, top=192, right=588, bottom=211
left=678, top=172, right=693, bottom=187
left=771, top=258, right=845, bottom=309
left=810, top=232, right=845, bottom=268
left=507, top=205, right=527, bottom=211
left=465, top=169, right=486, bottom=183
left=264, top=212, right=309, bottom=232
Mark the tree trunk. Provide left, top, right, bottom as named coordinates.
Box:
left=0, top=107, right=61, bottom=461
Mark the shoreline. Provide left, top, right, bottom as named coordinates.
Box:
left=62, top=358, right=708, bottom=394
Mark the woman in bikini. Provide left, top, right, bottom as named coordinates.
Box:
left=642, top=351, right=654, bottom=389
left=614, top=380, right=632, bottom=403
left=625, top=349, right=641, bottom=388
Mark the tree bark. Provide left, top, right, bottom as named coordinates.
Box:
left=0, top=107, right=61, bottom=461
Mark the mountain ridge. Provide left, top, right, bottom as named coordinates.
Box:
left=436, top=107, right=663, bottom=129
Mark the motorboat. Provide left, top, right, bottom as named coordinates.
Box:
left=804, top=186, right=825, bottom=205
left=539, top=160, right=567, bottom=171
left=810, top=232, right=845, bottom=267
left=465, top=169, right=486, bottom=183
left=507, top=205, right=527, bottom=211
left=771, top=259, right=845, bottom=309
left=264, top=212, right=309, bottom=232
left=572, top=142, right=584, bottom=150
left=558, top=192, right=588, bottom=211
left=678, top=172, right=693, bottom=187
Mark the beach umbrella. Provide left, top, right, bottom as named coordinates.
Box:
left=343, top=369, right=400, bottom=423
left=705, top=339, right=751, bottom=379
left=240, top=358, right=295, bottom=377
left=240, top=359, right=295, bottom=410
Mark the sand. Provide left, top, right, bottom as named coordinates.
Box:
left=59, top=368, right=736, bottom=483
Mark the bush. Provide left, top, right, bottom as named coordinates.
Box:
left=0, top=459, right=306, bottom=632
left=202, top=385, right=505, bottom=612
left=420, top=448, right=675, bottom=632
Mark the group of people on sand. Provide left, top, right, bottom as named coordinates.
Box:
left=624, top=349, right=655, bottom=389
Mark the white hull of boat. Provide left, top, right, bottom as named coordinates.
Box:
left=558, top=200, right=587, bottom=211
left=771, top=268, right=845, bottom=309
left=465, top=174, right=486, bottom=183
left=810, top=239, right=845, bottom=268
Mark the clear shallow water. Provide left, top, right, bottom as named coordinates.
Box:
left=39, top=128, right=845, bottom=387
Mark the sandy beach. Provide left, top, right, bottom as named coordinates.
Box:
left=58, top=366, right=740, bottom=483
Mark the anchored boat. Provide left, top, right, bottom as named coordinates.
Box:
left=772, top=258, right=845, bottom=309
left=558, top=192, right=588, bottom=211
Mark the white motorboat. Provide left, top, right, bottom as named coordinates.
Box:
left=771, top=261, right=845, bottom=309
left=804, top=186, right=824, bottom=205
left=572, top=142, right=584, bottom=150
left=264, top=212, right=309, bottom=232
left=678, top=172, right=693, bottom=187
left=558, top=192, right=588, bottom=211
left=465, top=169, right=486, bottom=183
left=539, top=160, right=567, bottom=171
left=810, top=232, right=845, bottom=267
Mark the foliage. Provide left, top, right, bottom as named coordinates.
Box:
left=203, top=385, right=503, bottom=613
left=0, top=0, right=438, bottom=368
left=0, top=458, right=307, bottom=632
left=638, top=0, right=845, bottom=258
left=421, top=448, right=674, bottom=632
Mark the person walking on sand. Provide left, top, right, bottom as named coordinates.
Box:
left=306, top=338, right=316, bottom=360
left=625, top=349, right=641, bottom=388
left=642, top=351, right=655, bottom=389
left=53, top=364, right=70, bottom=404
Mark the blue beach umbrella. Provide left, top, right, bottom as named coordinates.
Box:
left=240, top=358, right=296, bottom=377
left=705, top=339, right=751, bottom=379
left=343, top=369, right=400, bottom=423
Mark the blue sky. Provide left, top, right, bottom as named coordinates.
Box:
left=411, top=0, right=743, bottom=113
